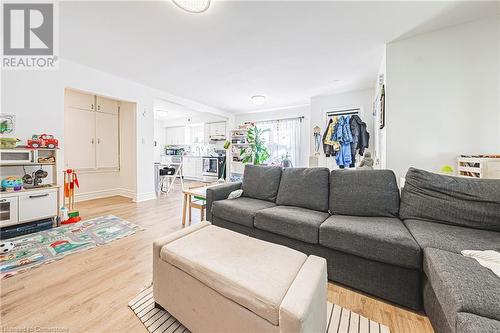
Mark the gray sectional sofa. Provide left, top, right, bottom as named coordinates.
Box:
left=206, top=165, right=500, bottom=333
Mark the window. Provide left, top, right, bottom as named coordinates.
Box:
left=256, top=118, right=302, bottom=167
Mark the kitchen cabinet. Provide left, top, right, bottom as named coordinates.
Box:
left=65, top=89, right=95, bottom=111
left=183, top=156, right=203, bottom=180
left=207, top=121, right=226, bottom=140
left=96, top=96, right=119, bottom=115
left=65, top=108, right=96, bottom=170
left=65, top=89, right=120, bottom=171
left=165, top=126, right=187, bottom=145
left=96, top=112, right=119, bottom=169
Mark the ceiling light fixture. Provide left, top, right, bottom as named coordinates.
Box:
left=251, top=95, right=266, bottom=106
left=172, top=0, right=210, bottom=13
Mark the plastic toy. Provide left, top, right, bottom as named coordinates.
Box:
left=0, top=242, right=15, bottom=253
left=61, top=169, right=82, bottom=224
left=0, top=138, right=20, bottom=149
left=27, top=134, right=59, bottom=149
left=1, top=177, right=23, bottom=191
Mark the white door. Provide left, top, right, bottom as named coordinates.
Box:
left=97, top=96, right=119, bottom=115
left=96, top=112, right=119, bottom=169
left=65, top=90, right=95, bottom=111
left=65, top=108, right=96, bottom=169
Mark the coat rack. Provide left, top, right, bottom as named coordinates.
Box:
left=326, top=108, right=360, bottom=119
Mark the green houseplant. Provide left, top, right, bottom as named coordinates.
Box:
left=240, top=126, right=270, bottom=165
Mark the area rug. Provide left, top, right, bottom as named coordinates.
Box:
left=1, top=215, right=143, bottom=279
left=129, top=286, right=390, bottom=333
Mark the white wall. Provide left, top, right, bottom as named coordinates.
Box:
left=386, top=16, right=500, bottom=180
left=373, top=49, right=387, bottom=168
left=310, top=89, right=375, bottom=169
left=1, top=58, right=230, bottom=202
left=154, top=119, right=166, bottom=163
left=234, top=105, right=311, bottom=167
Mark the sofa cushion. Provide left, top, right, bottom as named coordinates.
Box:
left=242, top=165, right=282, bottom=202
left=211, top=197, right=276, bottom=228
left=423, top=248, right=500, bottom=329
left=456, top=313, right=500, bottom=333
left=254, top=206, right=330, bottom=244
left=404, top=219, right=500, bottom=254
left=161, top=225, right=308, bottom=325
left=400, top=168, right=500, bottom=231
left=276, top=167, right=330, bottom=212
left=329, top=170, right=400, bottom=217
left=319, top=215, right=421, bottom=269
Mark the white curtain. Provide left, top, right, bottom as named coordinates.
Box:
left=256, top=118, right=302, bottom=167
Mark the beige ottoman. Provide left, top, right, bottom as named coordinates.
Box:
left=153, top=221, right=327, bottom=333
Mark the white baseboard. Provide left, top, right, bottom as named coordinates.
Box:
left=75, top=188, right=137, bottom=202
left=134, top=191, right=157, bottom=203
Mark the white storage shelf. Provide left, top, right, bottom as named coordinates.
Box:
left=457, top=156, right=500, bottom=179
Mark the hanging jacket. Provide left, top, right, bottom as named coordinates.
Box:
left=324, top=117, right=339, bottom=146
left=334, top=116, right=353, bottom=167
left=322, top=117, right=339, bottom=157
left=349, top=115, right=370, bottom=163
left=322, top=119, right=335, bottom=157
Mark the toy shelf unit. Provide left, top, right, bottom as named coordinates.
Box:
left=0, top=148, right=60, bottom=239
left=229, top=127, right=251, bottom=181
left=457, top=155, right=500, bottom=179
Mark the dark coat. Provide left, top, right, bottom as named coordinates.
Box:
left=349, top=115, right=370, bottom=163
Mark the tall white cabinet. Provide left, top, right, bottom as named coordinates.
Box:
left=65, top=90, right=120, bottom=170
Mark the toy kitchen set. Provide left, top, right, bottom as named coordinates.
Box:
left=0, top=134, right=60, bottom=239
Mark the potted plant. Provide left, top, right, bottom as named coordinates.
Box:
left=240, top=126, right=270, bottom=166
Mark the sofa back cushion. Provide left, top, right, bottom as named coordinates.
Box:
left=242, top=165, right=282, bottom=202
left=329, top=170, right=400, bottom=217
left=276, top=167, right=330, bottom=212
left=400, top=168, right=500, bottom=231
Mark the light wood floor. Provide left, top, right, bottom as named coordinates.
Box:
left=0, top=184, right=434, bottom=333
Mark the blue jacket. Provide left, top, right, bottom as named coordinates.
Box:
left=334, top=116, right=353, bottom=167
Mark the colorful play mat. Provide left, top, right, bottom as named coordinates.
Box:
left=1, top=215, right=143, bottom=279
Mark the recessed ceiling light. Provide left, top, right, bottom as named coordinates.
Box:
left=251, top=95, right=266, bottom=106
left=172, top=0, right=210, bottom=13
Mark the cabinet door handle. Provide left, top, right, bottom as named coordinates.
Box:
left=97, top=138, right=101, bottom=144
left=91, top=103, right=94, bottom=110
left=0, top=199, right=6, bottom=203
left=98, top=105, right=101, bottom=111
left=91, top=138, right=95, bottom=144
left=29, top=194, right=49, bottom=199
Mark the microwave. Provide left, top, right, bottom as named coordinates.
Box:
left=0, top=149, right=37, bottom=164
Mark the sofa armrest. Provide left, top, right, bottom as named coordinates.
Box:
left=153, top=222, right=211, bottom=297
left=279, top=255, right=328, bottom=333
left=206, top=182, right=242, bottom=221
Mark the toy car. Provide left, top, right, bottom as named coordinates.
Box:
left=27, top=134, right=58, bottom=149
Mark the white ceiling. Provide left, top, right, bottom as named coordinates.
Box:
left=154, top=98, right=227, bottom=121
left=60, top=1, right=497, bottom=114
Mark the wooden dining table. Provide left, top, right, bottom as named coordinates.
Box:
left=181, top=185, right=217, bottom=226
